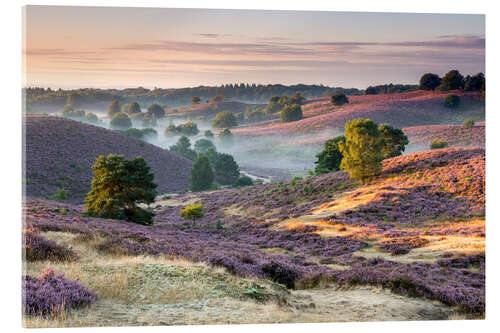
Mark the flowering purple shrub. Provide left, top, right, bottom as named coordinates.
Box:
left=261, top=261, right=303, bottom=288
left=23, top=230, right=78, bottom=262
left=23, top=267, right=97, bottom=316
left=379, top=236, right=429, bottom=255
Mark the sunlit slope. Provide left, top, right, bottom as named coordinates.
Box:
left=233, top=90, right=484, bottom=136
left=24, top=116, right=192, bottom=203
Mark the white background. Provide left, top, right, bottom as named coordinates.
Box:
left=1, top=0, right=498, bottom=332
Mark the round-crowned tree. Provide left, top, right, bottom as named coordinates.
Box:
left=213, top=153, right=240, bottom=185
left=463, top=118, right=475, bottom=129
left=211, top=95, right=224, bottom=103
left=164, top=122, right=180, bottom=137
left=212, top=111, right=238, bottom=128
left=189, top=154, right=214, bottom=192
left=464, top=73, right=485, bottom=91
left=330, top=92, right=349, bottom=106
left=85, top=112, right=99, bottom=124
left=85, top=154, right=157, bottom=225
left=146, top=104, right=165, bottom=119
left=339, top=118, right=384, bottom=184
left=442, top=94, right=460, bottom=108
left=122, top=102, right=142, bottom=114
left=314, top=135, right=345, bottom=174
left=194, top=138, right=216, bottom=154
left=378, top=124, right=409, bottom=158
left=191, top=96, right=201, bottom=105
left=419, top=73, right=442, bottom=90
left=439, top=70, right=465, bottom=91
left=280, top=104, right=303, bottom=123
left=430, top=139, right=448, bottom=149
left=107, top=99, right=121, bottom=118
left=204, top=130, right=214, bottom=138
left=110, top=112, right=132, bottom=129
left=233, top=175, right=254, bottom=187
left=169, top=135, right=197, bottom=161
left=178, top=121, right=199, bottom=136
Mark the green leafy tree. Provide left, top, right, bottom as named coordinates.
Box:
left=190, top=154, right=214, bottom=191
left=180, top=201, right=204, bottom=226
left=330, top=92, right=349, bottom=106
left=288, top=92, right=305, bottom=105
left=438, top=70, right=465, bottom=91
left=280, top=104, right=303, bottom=122
left=378, top=124, right=409, bottom=158
left=169, top=135, right=197, bottom=161
left=194, top=138, right=216, bottom=154
left=212, top=110, right=238, bottom=128
left=442, top=94, right=460, bottom=108
left=85, top=154, right=158, bottom=225
left=419, top=73, right=442, bottom=90
left=211, top=95, right=224, bottom=103
left=110, top=112, right=132, bottom=129
left=146, top=104, right=165, bottom=119
left=191, top=96, right=201, bottom=105
left=204, top=130, right=214, bottom=138
left=430, top=139, right=448, bottom=149
left=107, top=99, right=121, bottom=118
left=463, top=118, right=475, bottom=129
left=213, top=153, right=240, bottom=185
left=164, top=122, right=180, bottom=137
left=339, top=118, right=384, bottom=184
left=233, top=175, right=254, bottom=187
left=178, top=121, right=199, bottom=136
left=464, top=73, right=485, bottom=91
left=122, top=102, right=141, bottom=114
left=314, top=135, right=346, bottom=174
left=85, top=112, right=99, bottom=124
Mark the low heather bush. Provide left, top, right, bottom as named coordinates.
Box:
left=261, top=261, right=304, bottom=289
left=23, top=231, right=78, bottom=262
left=23, top=267, right=97, bottom=316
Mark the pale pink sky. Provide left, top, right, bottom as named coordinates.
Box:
left=24, top=6, right=485, bottom=89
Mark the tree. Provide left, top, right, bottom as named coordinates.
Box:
left=178, top=121, right=199, bottom=136
left=164, top=122, right=180, bottom=137
left=212, top=110, right=238, bottom=128
left=439, top=70, right=465, bottom=91
left=330, top=92, right=349, bottom=106
left=213, top=153, right=240, bottom=185
left=233, top=175, right=254, bottom=187
left=85, top=112, right=99, bottom=124
left=280, top=104, right=303, bottom=122
left=180, top=201, right=204, bottom=226
left=442, top=94, right=460, bottom=108
left=169, top=135, right=197, bottom=161
left=314, top=135, right=345, bottom=174
left=463, top=118, right=475, bottom=129
left=218, top=128, right=234, bottom=146
left=378, top=124, right=409, bottom=158
left=191, top=96, right=201, bottom=105
left=189, top=154, right=214, bottom=191
left=288, top=92, right=305, bottom=105
left=122, top=102, right=141, bottom=114
left=211, top=95, right=224, bottom=103
left=419, top=73, right=442, bottom=90
left=430, top=139, right=448, bottom=149
left=204, top=130, right=214, bottom=138
left=339, top=118, right=384, bottom=183
left=194, top=138, right=216, bottom=154
left=107, top=99, right=121, bottom=118
left=84, top=154, right=157, bottom=225
left=464, top=73, right=485, bottom=91
left=110, top=112, right=132, bottom=129
left=146, top=104, right=165, bottom=119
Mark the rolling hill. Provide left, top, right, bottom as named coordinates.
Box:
left=24, top=116, right=192, bottom=203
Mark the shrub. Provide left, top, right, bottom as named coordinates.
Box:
left=146, top=104, right=165, bottom=119
left=339, top=118, right=384, bottom=183
left=233, top=175, right=254, bottom=187
left=330, top=92, right=349, bottom=106
left=261, top=261, right=302, bottom=289
left=121, top=101, right=141, bottom=114
left=189, top=155, right=214, bottom=192
left=442, top=94, right=460, bottom=108
left=280, top=104, right=303, bottom=123
left=194, top=138, right=216, bottom=154
left=430, top=139, right=448, bottom=149
left=212, top=110, right=238, bottom=128
left=180, top=200, right=204, bottom=226
left=85, top=154, right=158, bottom=225
left=107, top=99, right=121, bottom=118
left=169, top=136, right=197, bottom=161
left=121, top=128, right=144, bottom=139
left=110, top=112, right=132, bottom=129
left=378, top=124, right=409, bottom=158
left=463, top=118, right=475, bottom=129
left=50, top=188, right=68, bottom=201
left=23, top=267, right=97, bottom=316
left=314, top=135, right=345, bottom=174
left=24, top=231, right=78, bottom=262
left=419, top=73, right=442, bottom=90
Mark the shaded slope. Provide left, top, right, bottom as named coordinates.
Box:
left=24, top=116, right=192, bottom=203
left=404, top=122, right=485, bottom=147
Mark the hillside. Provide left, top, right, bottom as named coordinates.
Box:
left=233, top=90, right=484, bottom=136
left=165, top=100, right=264, bottom=119
left=24, top=116, right=192, bottom=203
left=403, top=122, right=485, bottom=147
left=23, top=147, right=484, bottom=326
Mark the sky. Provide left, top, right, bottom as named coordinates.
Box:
left=24, top=6, right=485, bottom=89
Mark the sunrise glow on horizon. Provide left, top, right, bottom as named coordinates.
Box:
left=24, top=6, right=485, bottom=89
